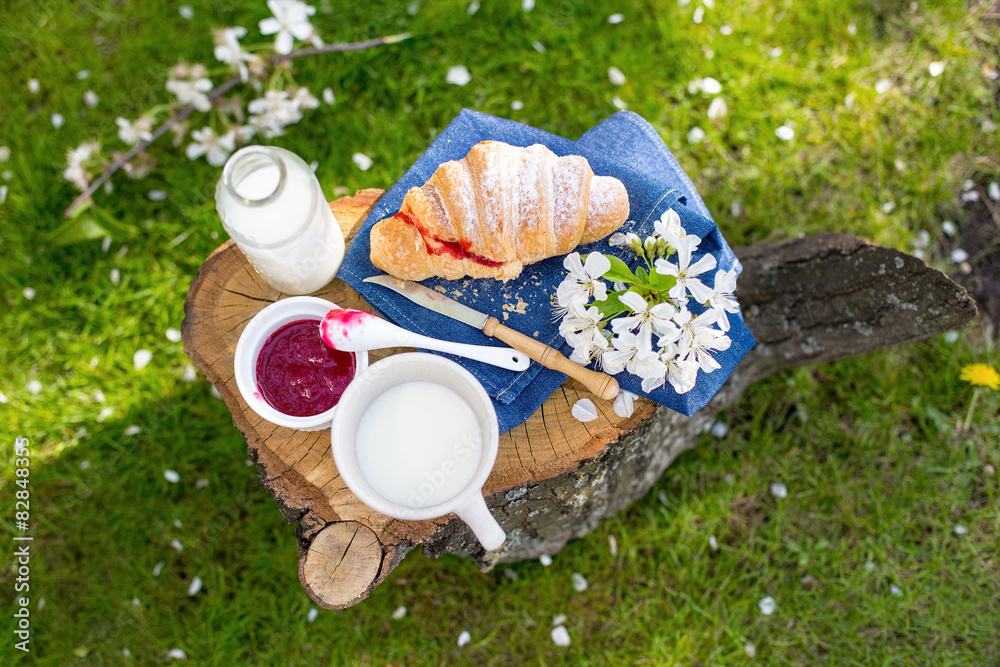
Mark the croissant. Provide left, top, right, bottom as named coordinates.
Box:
left=369, top=141, right=630, bottom=281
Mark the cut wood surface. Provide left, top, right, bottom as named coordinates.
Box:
left=182, top=188, right=977, bottom=610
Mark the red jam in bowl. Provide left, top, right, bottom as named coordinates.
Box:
left=255, top=319, right=356, bottom=417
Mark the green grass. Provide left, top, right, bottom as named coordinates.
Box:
left=2, top=0, right=999, bottom=664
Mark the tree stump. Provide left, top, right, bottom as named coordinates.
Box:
left=182, top=189, right=977, bottom=610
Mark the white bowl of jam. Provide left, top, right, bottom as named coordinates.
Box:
left=234, top=296, right=368, bottom=431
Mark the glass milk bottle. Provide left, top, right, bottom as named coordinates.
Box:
left=215, top=146, right=345, bottom=294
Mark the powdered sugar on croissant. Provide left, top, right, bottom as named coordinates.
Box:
left=369, top=141, right=629, bottom=281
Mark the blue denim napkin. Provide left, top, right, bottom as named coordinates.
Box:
left=337, top=109, right=754, bottom=433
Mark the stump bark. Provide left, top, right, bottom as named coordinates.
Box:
left=182, top=189, right=976, bottom=610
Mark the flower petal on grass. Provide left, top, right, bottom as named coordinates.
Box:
left=687, top=127, right=706, bottom=143
left=571, top=572, right=588, bottom=592
left=928, top=61, right=945, bottom=77
left=953, top=524, right=968, bottom=535
left=608, top=66, right=626, bottom=86
left=392, top=605, right=407, bottom=619
left=758, top=596, right=776, bottom=615
left=446, top=65, right=471, bottom=86
left=164, top=470, right=180, bottom=483
left=26, top=380, right=42, bottom=395
left=307, top=607, right=319, bottom=622
left=167, top=648, right=187, bottom=660
left=166, top=328, right=182, bottom=343
left=540, top=554, right=553, bottom=566
left=23, top=287, right=36, bottom=300
left=707, top=97, right=727, bottom=120
left=608, top=13, right=624, bottom=23
left=153, top=561, right=165, bottom=577
left=551, top=625, right=571, bottom=647
left=770, top=482, right=788, bottom=499
left=352, top=153, right=373, bottom=171
left=457, top=630, right=471, bottom=647
left=134, top=349, right=153, bottom=370
left=775, top=125, right=795, bottom=141
left=188, top=577, right=202, bottom=596
left=171, top=538, right=184, bottom=552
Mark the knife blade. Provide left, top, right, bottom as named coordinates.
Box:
left=363, top=274, right=620, bottom=401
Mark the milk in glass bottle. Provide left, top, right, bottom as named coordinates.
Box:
left=215, top=146, right=345, bottom=294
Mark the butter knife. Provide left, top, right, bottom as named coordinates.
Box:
left=363, top=275, right=620, bottom=401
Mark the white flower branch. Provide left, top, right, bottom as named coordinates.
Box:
left=63, top=32, right=411, bottom=218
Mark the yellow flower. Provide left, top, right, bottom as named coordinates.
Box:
left=960, top=363, right=1000, bottom=391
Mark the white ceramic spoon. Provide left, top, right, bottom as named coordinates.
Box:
left=320, top=309, right=531, bottom=372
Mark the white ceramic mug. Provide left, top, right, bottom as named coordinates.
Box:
left=233, top=296, right=368, bottom=431
left=330, top=353, right=506, bottom=551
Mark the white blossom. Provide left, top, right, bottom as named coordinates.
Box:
left=611, top=291, right=678, bottom=339
left=703, top=267, right=740, bottom=330
left=559, top=305, right=610, bottom=364
left=63, top=141, right=102, bottom=191
left=166, top=75, right=213, bottom=112
left=657, top=342, right=699, bottom=394
left=83, top=90, right=99, bottom=108
left=759, top=596, right=777, bottom=615
left=248, top=90, right=303, bottom=138
left=259, top=0, right=316, bottom=55
left=186, top=127, right=236, bottom=167
left=608, top=13, right=624, bottom=24
left=654, top=230, right=716, bottom=303
left=928, top=61, right=944, bottom=77
left=116, top=116, right=154, bottom=146
left=457, top=630, right=471, bottom=647
left=556, top=252, right=610, bottom=309
left=608, top=66, right=626, bottom=86
left=214, top=27, right=255, bottom=82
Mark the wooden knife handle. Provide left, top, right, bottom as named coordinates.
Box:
left=482, top=317, right=620, bottom=401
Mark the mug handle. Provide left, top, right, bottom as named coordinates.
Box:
left=455, top=494, right=506, bottom=551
